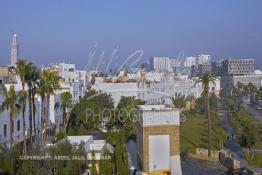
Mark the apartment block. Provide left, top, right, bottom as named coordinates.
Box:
left=149, top=57, right=172, bottom=72
left=221, top=59, right=254, bottom=75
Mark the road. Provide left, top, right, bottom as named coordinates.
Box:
left=127, top=139, right=137, bottom=175
left=181, top=157, right=227, bottom=175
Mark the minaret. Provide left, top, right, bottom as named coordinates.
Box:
left=10, top=34, right=19, bottom=66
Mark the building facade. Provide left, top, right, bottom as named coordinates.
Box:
left=197, top=55, right=211, bottom=65
left=183, top=56, right=196, bottom=67
left=149, top=57, right=172, bottom=72
left=92, top=72, right=218, bottom=106
left=221, top=59, right=255, bottom=75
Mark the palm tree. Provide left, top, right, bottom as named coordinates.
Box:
left=25, top=62, right=38, bottom=146
left=60, top=91, right=72, bottom=135
left=0, top=85, right=19, bottom=149
left=16, top=59, right=28, bottom=153
left=18, top=90, right=27, bottom=154
left=194, top=73, right=218, bottom=157
left=37, top=73, right=47, bottom=145
left=16, top=60, right=28, bottom=91
left=258, top=87, right=262, bottom=102
left=40, top=69, right=61, bottom=141
left=171, top=93, right=186, bottom=109
left=247, top=83, right=258, bottom=106
left=30, top=68, right=40, bottom=138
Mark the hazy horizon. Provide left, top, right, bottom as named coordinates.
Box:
left=1, top=0, right=262, bottom=69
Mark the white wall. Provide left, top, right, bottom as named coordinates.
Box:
left=93, top=81, right=138, bottom=105
left=149, top=135, right=170, bottom=171
left=0, top=94, right=41, bottom=148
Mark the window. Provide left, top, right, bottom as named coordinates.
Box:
left=17, top=120, right=20, bottom=131
left=4, top=124, right=7, bottom=137
left=68, top=68, right=74, bottom=72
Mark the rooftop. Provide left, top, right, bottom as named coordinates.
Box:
left=137, top=104, right=176, bottom=111
left=66, top=135, right=93, bottom=144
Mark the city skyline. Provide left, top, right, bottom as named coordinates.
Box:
left=1, top=0, right=262, bottom=69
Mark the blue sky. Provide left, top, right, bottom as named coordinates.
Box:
left=0, top=0, right=262, bottom=69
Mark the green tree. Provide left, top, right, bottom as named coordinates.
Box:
left=67, top=90, right=114, bottom=135
left=247, top=82, right=258, bottom=106
left=18, top=90, right=27, bottom=154
left=114, top=130, right=129, bottom=174
left=30, top=68, right=40, bottom=140
left=25, top=62, right=39, bottom=146
left=256, top=87, right=262, bottom=108
left=171, top=93, right=186, bottom=109
left=116, top=96, right=145, bottom=139
left=194, top=73, right=218, bottom=157
left=240, top=121, right=257, bottom=160
left=40, top=69, right=61, bottom=141
left=16, top=59, right=29, bottom=153
left=37, top=71, right=47, bottom=145
left=99, top=148, right=112, bottom=175
left=0, top=85, right=19, bottom=149
left=60, top=91, right=72, bottom=135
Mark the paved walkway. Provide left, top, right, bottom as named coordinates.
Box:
left=218, top=102, right=248, bottom=167
left=218, top=101, right=262, bottom=173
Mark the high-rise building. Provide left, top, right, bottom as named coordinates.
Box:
left=197, top=54, right=211, bottom=65
left=221, top=59, right=255, bottom=75
left=184, top=56, right=196, bottom=67
left=10, top=34, right=19, bottom=66
left=149, top=57, right=172, bottom=72
left=211, top=60, right=223, bottom=76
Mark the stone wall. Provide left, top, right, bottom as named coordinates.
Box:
left=194, top=148, right=219, bottom=161
left=219, top=150, right=240, bottom=170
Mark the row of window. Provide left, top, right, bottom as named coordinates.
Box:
left=3, top=120, right=20, bottom=138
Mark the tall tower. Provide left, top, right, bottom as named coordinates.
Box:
left=10, top=34, right=19, bottom=66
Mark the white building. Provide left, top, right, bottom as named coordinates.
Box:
left=149, top=57, right=172, bottom=72
left=57, top=63, right=76, bottom=82
left=0, top=92, right=42, bottom=148
left=169, top=58, right=181, bottom=69
left=92, top=72, right=212, bottom=106
left=63, top=135, right=113, bottom=160
left=43, top=63, right=88, bottom=103
left=0, top=75, right=67, bottom=148
left=184, top=56, right=196, bottom=67
left=197, top=54, right=211, bottom=65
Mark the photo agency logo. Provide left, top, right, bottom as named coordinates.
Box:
left=82, top=44, right=187, bottom=124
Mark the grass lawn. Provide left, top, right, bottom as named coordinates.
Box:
left=236, top=107, right=262, bottom=150
left=255, top=126, right=262, bottom=149
left=245, top=153, right=262, bottom=167
left=180, top=110, right=226, bottom=154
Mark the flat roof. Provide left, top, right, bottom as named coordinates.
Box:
left=137, top=104, right=177, bottom=111
left=66, top=135, right=93, bottom=144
